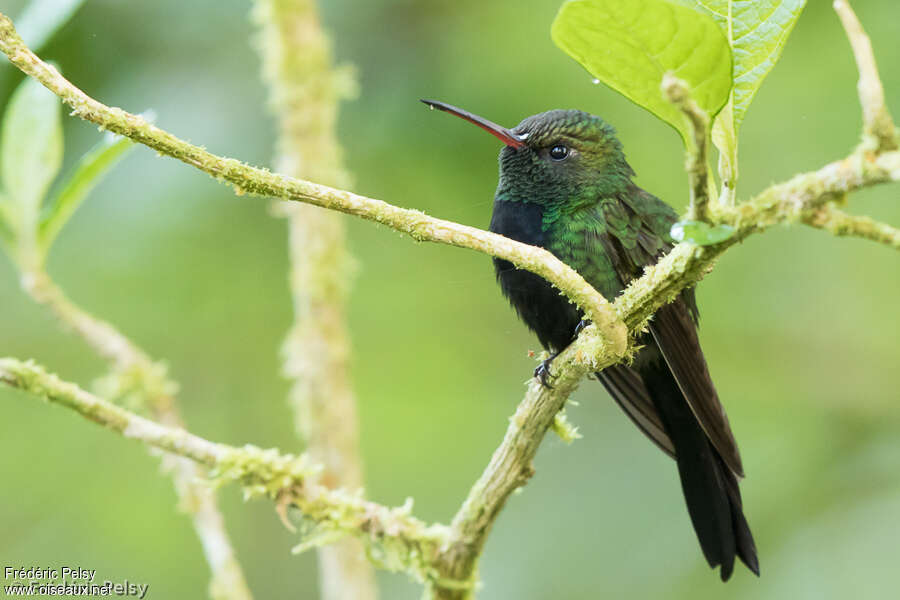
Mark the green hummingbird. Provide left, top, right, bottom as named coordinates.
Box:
left=423, top=99, right=758, bottom=581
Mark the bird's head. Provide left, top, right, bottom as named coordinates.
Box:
left=422, top=100, right=634, bottom=204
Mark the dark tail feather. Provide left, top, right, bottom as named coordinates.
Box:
left=642, top=360, right=759, bottom=580
left=718, top=453, right=760, bottom=577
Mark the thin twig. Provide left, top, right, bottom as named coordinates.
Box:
left=834, top=0, right=898, bottom=151
left=802, top=203, right=900, bottom=250
left=662, top=73, right=712, bottom=221
left=21, top=270, right=154, bottom=371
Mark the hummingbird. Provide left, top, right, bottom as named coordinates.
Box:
left=422, top=99, right=758, bottom=581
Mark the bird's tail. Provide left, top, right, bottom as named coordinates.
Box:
left=643, top=361, right=759, bottom=581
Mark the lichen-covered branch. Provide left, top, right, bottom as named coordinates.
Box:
left=16, top=270, right=253, bottom=600
left=423, top=151, right=899, bottom=598
left=616, top=150, right=900, bottom=333
left=0, top=357, right=452, bottom=583
left=2, top=5, right=899, bottom=599
left=802, top=203, right=900, bottom=250
left=252, top=0, right=376, bottom=598
left=834, top=0, right=898, bottom=152
left=429, top=338, right=619, bottom=598
left=0, top=11, right=627, bottom=358
left=662, top=73, right=712, bottom=221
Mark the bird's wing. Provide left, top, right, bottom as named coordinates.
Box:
left=649, top=301, right=744, bottom=477
left=584, top=188, right=744, bottom=477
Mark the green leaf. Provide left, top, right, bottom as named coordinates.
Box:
left=0, top=74, right=63, bottom=240
left=689, top=1, right=806, bottom=127
left=670, top=220, right=735, bottom=245
left=12, top=0, right=87, bottom=52
left=673, top=1, right=806, bottom=193
left=39, top=133, right=135, bottom=253
left=551, top=0, right=733, bottom=144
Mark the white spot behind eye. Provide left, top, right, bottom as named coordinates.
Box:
left=517, top=132, right=530, bottom=140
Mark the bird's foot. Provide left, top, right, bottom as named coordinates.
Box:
left=574, top=319, right=592, bottom=337
left=534, top=352, right=559, bottom=389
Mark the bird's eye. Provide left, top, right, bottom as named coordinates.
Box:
left=549, top=145, right=569, bottom=161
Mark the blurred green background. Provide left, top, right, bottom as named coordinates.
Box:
left=1, top=0, right=899, bottom=598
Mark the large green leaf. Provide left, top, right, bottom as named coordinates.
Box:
left=0, top=75, right=63, bottom=240
left=551, top=0, right=733, bottom=144
left=673, top=1, right=806, bottom=194
left=12, top=0, right=87, bottom=52
left=39, top=133, right=135, bottom=254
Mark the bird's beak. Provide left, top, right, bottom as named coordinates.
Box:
left=421, top=99, right=526, bottom=149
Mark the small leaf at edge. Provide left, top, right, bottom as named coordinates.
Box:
left=0, top=74, right=63, bottom=239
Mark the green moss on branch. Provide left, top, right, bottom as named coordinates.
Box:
left=0, top=358, right=453, bottom=586
left=2, top=7, right=900, bottom=598
left=0, top=12, right=626, bottom=358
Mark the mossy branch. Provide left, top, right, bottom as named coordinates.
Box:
left=802, top=203, right=900, bottom=250
left=1, top=3, right=900, bottom=598
left=663, top=73, right=712, bottom=222
left=429, top=147, right=900, bottom=600
left=429, top=340, right=617, bottom=598
left=16, top=272, right=253, bottom=600
left=0, top=11, right=627, bottom=361
left=616, top=150, right=900, bottom=331
left=0, top=357, right=452, bottom=584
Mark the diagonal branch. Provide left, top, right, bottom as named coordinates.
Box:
left=18, top=271, right=254, bottom=600
left=801, top=203, right=900, bottom=250
left=2, top=9, right=900, bottom=599
left=21, top=270, right=154, bottom=371
left=0, top=357, right=452, bottom=584
left=0, top=11, right=627, bottom=359
left=617, top=151, right=900, bottom=332
left=430, top=342, right=616, bottom=597
left=428, top=149, right=900, bottom=599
